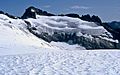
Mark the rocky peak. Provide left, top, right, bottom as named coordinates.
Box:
left=21, top=6, right=55, bottom=19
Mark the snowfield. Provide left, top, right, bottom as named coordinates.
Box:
left=0, top=50, right=120, bottom=75
left=0, top=14, right=120, bottom=74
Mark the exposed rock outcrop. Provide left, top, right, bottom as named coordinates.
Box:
left=21, top=6, right=55, bottom=19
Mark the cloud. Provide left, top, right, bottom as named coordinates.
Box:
left=71, top=5, right=90, bottom=9
left=43, top=5, right=51, bottom=8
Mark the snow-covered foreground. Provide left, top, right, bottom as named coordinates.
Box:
left=0, top=50, right=120, bottom=75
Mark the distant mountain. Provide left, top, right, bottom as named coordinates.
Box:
left=108, top=21, right=120, bottom=29
left=102, top=21, right=120, bottom=40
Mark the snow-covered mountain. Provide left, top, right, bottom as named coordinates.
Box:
left=1, top=6, right=120, bottom=49
left=19, top=6, right=120, bottom=49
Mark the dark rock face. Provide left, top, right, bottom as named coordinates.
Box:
left=65, top=13, right=80, bottom=18
left=102, top=22, right=120, bottom=41
left=29, top=30, right=119, bottom=49
left=80, top=14, right=102, bottom=24
left=21, top=6, right=55, bottom=19
left=21, top=7, right=36, bottom=19
left=0, top=11, right=4, bottom=14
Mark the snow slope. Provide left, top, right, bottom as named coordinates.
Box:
left=0, top=14, right=60, bottom=55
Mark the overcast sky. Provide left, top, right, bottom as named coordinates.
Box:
left=0, top=0, right=120, bottom=22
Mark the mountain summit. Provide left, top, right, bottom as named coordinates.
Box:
left=21, top=6, right=55, bottom=19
